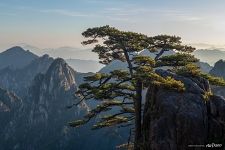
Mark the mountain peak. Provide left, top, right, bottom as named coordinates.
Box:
left=210, top=59, right=225, bottom=79
left=0, top=46, right=38, bottom=70
left=215, top=59, right=225, bottom=65
left=44, top=58, right=77, bottom=92
left=52, top=58, right=67, bottom=65
left=46, top=58, right=68, bottom=73
left=4, top=46, right=38, bottom=56
left=6, top=46, right=24, bottom=52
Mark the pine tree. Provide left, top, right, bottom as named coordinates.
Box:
left=68, top=26, right=225, bottom=150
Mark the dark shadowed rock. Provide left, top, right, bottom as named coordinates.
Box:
left=143, top=69, right=225, bottom=150
left=0, top=87, right=23, bottom=143
left=0, top=87, right=22, bottom=116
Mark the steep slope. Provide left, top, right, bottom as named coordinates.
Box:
left=0, top=54, right=54, bottom=97
left=22, top=58, right=85, bottom=149
left=196, top=62, right=212, bottom=73
left=25, top=58, right=126, bottom=150
left=0, top=46, right=38, bottom=69
left=209, top=60, right=225, bottom=98
left=0, top=58, right=86, bottom=150
left=143, top=70, right=225, bottom=150
left=0, top=87, right=22, bottom=124
left=210, top=59, right=225, bottom=79
left=0, top=87, right=23, bottom=147
left=0, top=58, right=128, bottom=150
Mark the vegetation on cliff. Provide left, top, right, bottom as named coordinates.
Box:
left=68, top=26, right=225, bottom=150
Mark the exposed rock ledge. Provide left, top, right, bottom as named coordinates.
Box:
left=143, top=69, right=225, bottom=150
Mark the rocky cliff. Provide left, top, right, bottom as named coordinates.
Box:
left=0, top=58, right=88, bottom=150
left=0, top=88, right=22, bottom=130
left=143, top=69, right=225, bottom=150
left=0, top=57, right=128, bottom=150
left=0, top=88, right=24, bottom=149
left=27, top=58, right=83, bottom=125
left=0, top=54, right=54, bottom=97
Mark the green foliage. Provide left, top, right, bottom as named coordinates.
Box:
left=81, top=25, right=149, bottom=64
left=69, top=119, right=87, bottom=127
left=152, top=76, right=185, bottom=92
left=133, top=55, right=155, bottom=67
left=176, top=64, right=201, bottom=76
left=202, top=91, right=213, bottom=102
left=149, top=35, right=195, bottom=52
left=71, top=26, right=198, bottom=131
left=200, top=73, right=225, bottom=86
left=92, top=116, right=129, bottom=129
left=84, top=73, right=109, bottom=81
left=156, top=53, right=199, bottom=67
left=176, top=64, right=225, bottom=86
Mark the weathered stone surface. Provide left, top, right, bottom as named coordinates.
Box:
left=143, top=69, right=225, bottom=150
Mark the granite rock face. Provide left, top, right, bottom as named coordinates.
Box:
left=0, top=58, right=87, bottom=150
left=143, top=69, right=225, bottom=150
left=0, top=88, right=22, bottom=130
left=0, top=88, right=24, bottom=149
left=0, top=57, right=128, bottom=150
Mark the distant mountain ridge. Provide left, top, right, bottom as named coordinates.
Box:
left=193, top=49, right=225, bottom=65
left=0, top=46, right=38, bottom=70
left=14, top=44, right=99, bottom=61
left=0, top=46, right=103, bottom=73
left=66, top=59, right=104, bottom=73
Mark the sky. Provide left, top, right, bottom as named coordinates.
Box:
left=1, top=0, right=225, bottom=50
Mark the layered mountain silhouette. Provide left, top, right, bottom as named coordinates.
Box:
left=0, top=47, right=127, bottom=150
left=16, top=44, right=99, bottom=61
left=0, top=54, right=54, bottom=97
left=193, top=49, right=225, bottom=65
left=1, top=46, right=225, bottom=150
left=66, top=59, right=104, bottom=73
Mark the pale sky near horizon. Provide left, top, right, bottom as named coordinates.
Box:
left=1, top=0, right=225, bottom=49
